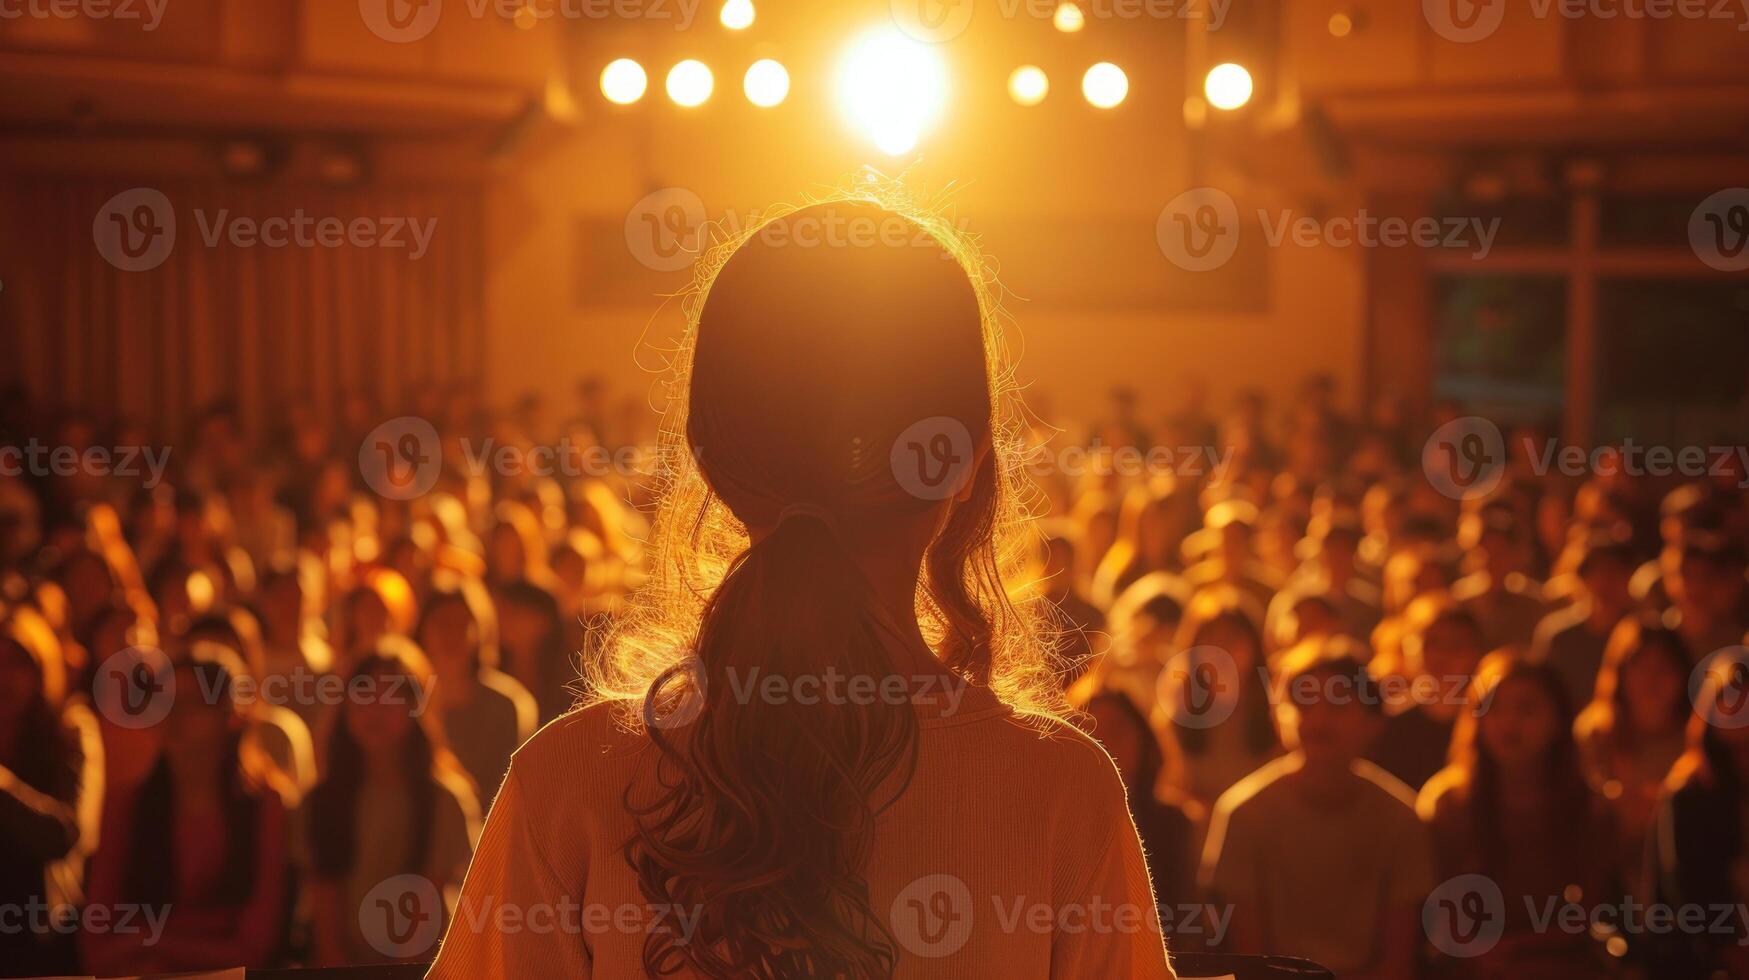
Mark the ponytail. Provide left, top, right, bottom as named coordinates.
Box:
left=627, top=510, right=920, bottom=978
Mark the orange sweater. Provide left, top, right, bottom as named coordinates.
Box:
left=428, top=684, right=1175, bottom=978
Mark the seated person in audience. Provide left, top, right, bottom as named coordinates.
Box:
left=1419, top=654, right=1615, bottom=979
left=1158, top=587, right=1279, bottom=806
left=1202, top=636, right=1432, bottom=980
left=1368, top=596, right=1486, bottom=792
left=1039, top=519, right=1107, bottom=681
left=1071, top=654, right=1201, bottom=918
left=185, top=610, right=317, bottom=794
left=1452, top=503, right=1548, bottom=650
left=1574, top=614, right=1690, bottom=883
left=1093, top=481, right=1189, bottom=608
left=1645, top=645, right=1749, bottom=977
left=495, top=578, right=573, bottom=724
left=1530, top=535, right=1637, bottom=709
left=1100, top=570, right=1188, bottom=704
left=1268, top=509, right=1381, bottom=651
left=253, top=565, right=335, bottom=725
left=1669, top=534, right=1749, bottom=661
left=0, top=609, right=95, bottom=977
left=1182, top=499, right=1283, bottom=612
left=82, top=646, right=295, bottom=974
left=418, top=581, right=537, bottom=801
left=302, top=638, right=480, bottom=966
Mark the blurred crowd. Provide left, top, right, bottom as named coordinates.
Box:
left=1, top=372, right=1747, bottom=978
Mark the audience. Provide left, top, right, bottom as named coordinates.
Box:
left=0, top=373, right=1743, bottom=975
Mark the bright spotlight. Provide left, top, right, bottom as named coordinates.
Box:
left=719, top=0, right=754, bottom=30
left=600, top=58, right=648, bottom=105
left=1081, top=62, right=1128, bottom=109
left=836, top=28, right=948, bottom=156
left=666, top=60, right=714, bottom=107
left=1053, top=2, right=1086, bottom=32
left=1008, top=66, right=1049, bottom=106
left=744, top=59, right=789, bottom=107
left=1204, top=62, right=1253, bottom=110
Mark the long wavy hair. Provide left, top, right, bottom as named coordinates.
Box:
left=586, top=180, right=1066, bottom=978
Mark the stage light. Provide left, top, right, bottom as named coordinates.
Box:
left=1204, top=63, right=1253, bottom=111
left=667, top=60, right=714, bottom=107
left=601, top=58, right=648, bottom=105
left=1053, top=2, right=1085, bottom=32
left=1008, top=66, right=1049, bottom=106
left=744, top=59, right=789, bottom=107
left=836, top=28, right=948, bottom=156
left=1081, top=62, right=1127, bottom=109
left=720, top=0, right=754, bottom=30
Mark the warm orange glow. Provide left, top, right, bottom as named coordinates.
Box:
left=837, top=28, right=948, bottom=155
left=1053, top=2, right=1086, bottom=32
left=719, top=0, right=754, bottom=30
left=600, top=58, right=648, bottom=105
left=1205, top=63, right=1254, bottom=110
left=666, top=60, right=714, bottom=107
left=744, top=59, right=789, bottom=107
left=1082, top=63, right=1128, bottom=109
left=1008, top=66, right=1049, bottom=106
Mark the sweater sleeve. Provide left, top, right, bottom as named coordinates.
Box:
left=427, top=764, right=590, bottom=980
left=1051, top=756, right=1177, bottom=979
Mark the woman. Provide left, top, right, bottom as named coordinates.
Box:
left=305, top=638, right=479, bottom=966
left=81, top=646, right=295, bottom=973
left=1573, top=614, right=1690, bottom=881
left=1156, top=586, right=1279, bottom=806
left=1419, top=654, right=1615, bottom=979
left=430, top=195, right=1171, bottom=977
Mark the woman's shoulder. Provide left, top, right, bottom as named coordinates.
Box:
left=502, top=699, right=652, bottom=807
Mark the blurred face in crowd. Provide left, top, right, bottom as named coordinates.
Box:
left=0, top=640, right=39, bottom=726
left=260, top=576, right=302, bottom=639
left=1198, top=614, right=1257, bottom=674
left=1621, top=643, right=1687, bottom=736
left=345, top=665, right=417, bottom=755
left=1478, top=675, right=1561, bottom=772
left=1085, top=698, right=1144, bottom=784
left=1679, top=554, right=1747, bottom=621
left=418, top=600, right=475, bottom=675
left=1582, top=555, right=1635, bottom=616
left=487, top=524, right=527, bottom=583
left=1278, top=667, right=1379, bottom=768
left=344, top=592, right=390, bottom=658
left=165, top=664, right=235, bottom=753
left=1420, top=615, right=1485, bottom=685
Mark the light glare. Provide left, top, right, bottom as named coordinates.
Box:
left=1082, top=62, right=1128, bottom=109
left=600, top=58, right=648, bottom=105
left=720, top=0, right=754, bottom=30
left=836, top=28, right=948, bottom=156
left=1008, top=66, right=1049, bottom=106
left=1205, top=62, right=1254, bottom=110
left=666, top=59, right=714, bottom=107
left=744, top=59, right=789, bottom=107
left=1054, top=2, right=1086, bottom=32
